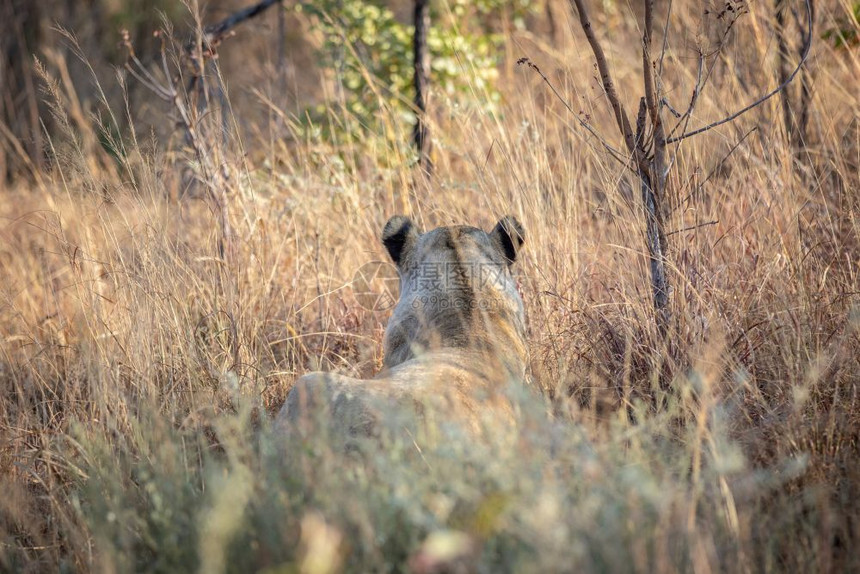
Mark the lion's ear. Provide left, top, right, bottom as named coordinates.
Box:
left=382, top=215, right=419, bottom=266
left=491, top=215, right=525, bottom=264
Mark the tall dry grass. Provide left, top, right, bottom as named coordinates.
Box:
left=1, top=0, right=859, bottom=572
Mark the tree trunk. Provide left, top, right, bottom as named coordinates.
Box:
left=641, top=0, right=671, bottom=333
left=1, top=0, right=44, bottom=182
left=775, top=0, right=795, bottom=143
left=776, top=0, right=814, bottom=149
left=412, top=0, right=432, bottom=173
left=640, top=168, right=670, bottom=332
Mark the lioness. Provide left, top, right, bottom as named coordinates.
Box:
left=277, top=215, right=528, bottom=437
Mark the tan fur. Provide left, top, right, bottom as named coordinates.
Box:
left=277, top=216, right=528, bottom=438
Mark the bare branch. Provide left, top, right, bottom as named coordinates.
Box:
left=667, top=7, right=745, bottom=145
left=201, top=0, right=281, bottom=48
left=666, top=0, right=813, bottom=144
left=667, top=220, right=719, bottom=236
left=661, top=98, right=683, bottom=118
left=568, top=0, right=637, bottom=154
left=665, top=47, right=705, bottom=141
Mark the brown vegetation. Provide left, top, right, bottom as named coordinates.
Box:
left=1, top=0, right=858, bottom=572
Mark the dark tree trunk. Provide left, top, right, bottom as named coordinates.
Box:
left=776, top=0, right=814, bottom=149
left=775, top=0, right=795, bottom=142
left=1, top=0, right=44, bottom=182
left=641, top=0, right=671, bottom=333
left=640, top=170, right=670, bottom=330
left=796, top=0, right=814, bottom=148
left=412, top=0, right=432, bottom=173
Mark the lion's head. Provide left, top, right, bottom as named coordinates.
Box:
left=380, top=215, right=527, bottom=378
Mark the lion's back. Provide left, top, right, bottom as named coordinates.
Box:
left=277, top=351, right=515, bottom=438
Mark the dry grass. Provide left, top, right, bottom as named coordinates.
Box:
left=1, top=0, right=859, bottom=572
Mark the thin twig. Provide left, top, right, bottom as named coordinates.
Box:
left=667, top=220, right=719, bottom=235
left=701, top=127, right=757, bottom=186
left=516, top=58, right=630, bottom=166
left=665, top=45, right=709, bottom=142
left=666, top=0, right=813, bottom=143
left=666, top=2, right=757, bottom=144
left=662, top=98, right=683, bottom=118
